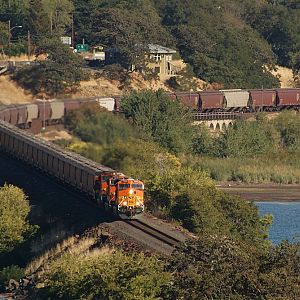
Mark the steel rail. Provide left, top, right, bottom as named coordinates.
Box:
left=124, top=219, right=182, bottom=248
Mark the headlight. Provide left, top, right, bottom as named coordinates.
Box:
left=123, top=201, right=127, bottom=206
left=129, top=189, right=134, bottom=195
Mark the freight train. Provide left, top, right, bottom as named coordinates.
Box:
left=95, top=88, right=300, bottom=113
left=166, top=88, right=300, bottom=112
left=0, top=88, right=298, bottom=215
left=1, top=89, right=299, bottom=132
left=0, top=97, right=116, bottom=133
left=0, top=104, right=144, bottom=218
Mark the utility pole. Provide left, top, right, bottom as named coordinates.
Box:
left=71, top=13, right=74, bottom=48
left=42, top=98, right=46, bottom=131
left=50, top=13, right=53, bottom=35
left=27, top=31, right=31, bottom=60
left=8, top=0, right=11, bottom=48
left=8, top=20, right=11, bottom=48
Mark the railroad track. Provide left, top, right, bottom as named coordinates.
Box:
left=124, top=219, right=182, bottom=248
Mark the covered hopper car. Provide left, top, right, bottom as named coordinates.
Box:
left=163, top=88, right=300, bottom=112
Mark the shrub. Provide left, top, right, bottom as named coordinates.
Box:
left=41, top=249, right=171, bottom=299
left=0, top=184, right=35, bottom=253
left=0, top=265, right=24, bottom=291
left=121, top=90, right=194, bottom=154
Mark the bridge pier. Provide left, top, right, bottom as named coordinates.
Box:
left=193, top=119, right=234, bottom=131
left=192, top=112, right=241, bottom=131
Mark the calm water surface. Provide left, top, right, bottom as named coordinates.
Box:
left=255, top=201, right=300, bottom=244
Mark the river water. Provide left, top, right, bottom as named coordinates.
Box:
left=255, top=202, right=300, bottom=244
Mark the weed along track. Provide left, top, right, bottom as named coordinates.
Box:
left=124, top=219, right=182, bottom=248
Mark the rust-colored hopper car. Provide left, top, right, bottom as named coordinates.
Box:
left=276, top=89, right=300, bottom=107
left=248, top=89, right=277, bottom=111
left=199, top=91, right=225, bottom=111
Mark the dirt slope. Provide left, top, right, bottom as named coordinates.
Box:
left=272, top=66, right=295, bottom=88
left=0, top=75, right=34, bottom=104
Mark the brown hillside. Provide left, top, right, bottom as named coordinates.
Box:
left=0, top=75, right=34, bottom=104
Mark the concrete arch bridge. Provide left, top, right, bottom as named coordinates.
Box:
left=192, top=112, right=242, bottom=131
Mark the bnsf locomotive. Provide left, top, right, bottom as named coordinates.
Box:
left=0, top=116, right=144, bottom=218
left=1, top=88, right=299, bottom=216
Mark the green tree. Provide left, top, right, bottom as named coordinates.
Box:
left=0, top=184, right=33, bottom=253
left=90, top=0, right=173, bottom=71
left=71, top=111, right=138, bottom=147
left=27, top=0, right=49, bottom=42
left=274, top=111, right=300, bottom=152
left=41, top=250, right=171, bottom=299
left=42, top=0, right=74, bottom=36
left=167, top=235, right=260, bottom=300
left=0, top=21, right=8, bottom=45
left=258, top=241, right=300, bottom=299
left=167, top=236, right=300, bottom=300
left=13, top=37, right=88, bottom=95
left=155, top=0, right=279, bottom=88
left=221, top=117, right=277, bottom=158
left=251, top=2, right=300, bottom=67
left=121, top=90, right=194, bottom=154
left=193, top=124, right=221, bottom=156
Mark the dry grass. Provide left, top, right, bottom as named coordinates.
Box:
left=25, top=235, right=100, bottom=276
left=0, top=54, right=36, bottom=61
left=272, top=66, right=295, bottom=88
left=25, top=224, right=112, bottom=278
left=38, top=130, right=73, bottom=141
left=0, top=75, right=34, bottom=104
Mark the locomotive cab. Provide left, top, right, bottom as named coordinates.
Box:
left=115, top=178, right=144, bottom=218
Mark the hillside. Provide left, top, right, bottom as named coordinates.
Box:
left=0, top=63, right=206, bottom=103
left=0, top=65, right=292, bottom=106
left=1, top=0, right=300, bottom=93
left=0, top=76, right=33, bottom=104
left=272, top=66, right=295, bottom=88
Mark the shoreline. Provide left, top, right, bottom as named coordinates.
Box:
left=217, top=184, right=300, bottom=202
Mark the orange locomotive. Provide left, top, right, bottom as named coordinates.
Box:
left=94, top=172, right=145, bottom=218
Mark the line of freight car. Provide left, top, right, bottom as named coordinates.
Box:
left=0, top=97, right=117, bottom=133
left=165, top=88, right=300, bottom=112
left=0, top=119, right=145, bottom=218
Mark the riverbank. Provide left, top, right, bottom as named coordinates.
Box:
left=217, top=184, right=300, bottom=202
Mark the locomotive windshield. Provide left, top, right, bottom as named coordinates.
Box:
left=132, top=183, right=143, bottom=190
left=119, top=184, right=130, bottom=189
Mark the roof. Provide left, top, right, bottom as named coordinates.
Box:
left=105, top=44, right=176, bottom=54
left=148, top=44, right=176, bottom=54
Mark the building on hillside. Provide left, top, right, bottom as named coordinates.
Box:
left=146, top=44, right=179, bottom=77
left=105, top=43, right=181, bottom=77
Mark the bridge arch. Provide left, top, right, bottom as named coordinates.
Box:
left=192, top=119, right=236, bottom=132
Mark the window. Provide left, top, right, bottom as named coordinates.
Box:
left=166, top=55, right=172, bottom=61
left=153, top=53, right=161, bottom=61
left=119, top=184, right=130, bottom=190
left=132, top=184, right=143, bottom=190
